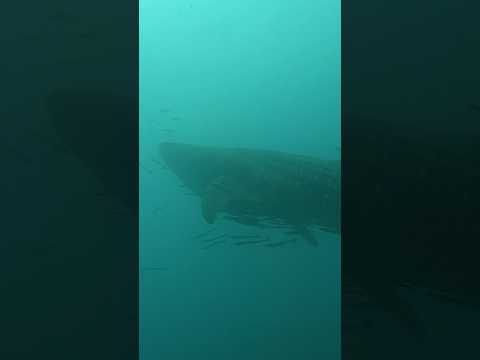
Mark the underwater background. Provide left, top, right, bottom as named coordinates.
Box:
left=140, top=1, right=340, bottom=359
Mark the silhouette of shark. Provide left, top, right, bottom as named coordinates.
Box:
left=342, top=114, right=480, bottom=343
left=45, top=89, right=480, bottom=344
left=159, top=142, right=341, bottom=246
left=46, top=90, right=138, bottom=213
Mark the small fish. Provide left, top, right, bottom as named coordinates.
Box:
left=151, top=158, right=168, bottom=170
left=264, top=239, right=294, bottom=248
left=152, top=207, right=165, bottom=215
left=140, top=162, right=153, bottom=174
left=201, top=239, right=226, bottom=250
left=202, top=234, right=228, bottom=243
left=151, top=158, right=164, bottom=165
left=193, top=228, right=215, bottom=239
left=317, top=225, right=337, bottom=233
left=159, top=109, right=169, bottom=113
left=230, top=234, right=260, bottom=240
left=234, top=239, right=267, bottom=246
left=141, top=267, right=168, bottom=271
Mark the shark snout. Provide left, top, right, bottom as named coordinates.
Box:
left=158, top=142, right=178, bottom=162
left=158, top=142, right=174, bottom=154
left=159, top=142, right=200, bottom=164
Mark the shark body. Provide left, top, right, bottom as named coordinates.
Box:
left=159, top=142, right=340, bottom=245
left=45, top=89, right=480, bottom=343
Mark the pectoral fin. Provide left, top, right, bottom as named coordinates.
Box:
left=201, top=176, right=233, bottom=224
left=294, top=225, right=318, bottom=246
left=366, top=285, right=426, bottom=342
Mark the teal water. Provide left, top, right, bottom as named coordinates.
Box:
left=140, top=1, right=340, bottom=359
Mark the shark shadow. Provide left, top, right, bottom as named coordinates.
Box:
left=45, top=89, right=138, bottom=214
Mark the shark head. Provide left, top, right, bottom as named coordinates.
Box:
left=46, top=90, right=138, bottom=212
left=159, top=142, right=202, bottom=182
left=158, top=142, right=196, bottom=170
left=159, top=142, right=230, bottom=194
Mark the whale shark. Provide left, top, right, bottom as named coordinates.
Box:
left=45, top=89, right=480, bottom=346
left=159, top=142, right=341, bottom=245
